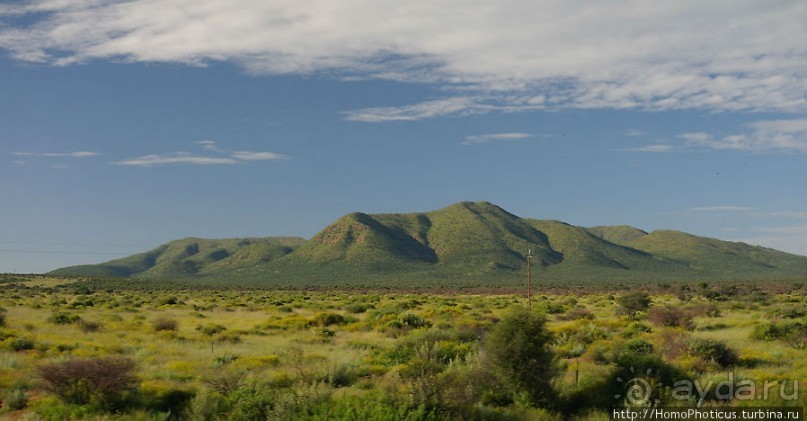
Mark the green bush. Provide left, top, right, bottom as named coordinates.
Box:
left=3, top=388, right=28, bottom=411
left=48, top=312, right=82, bottom=325
left=483, top=306, right=555, bottom=406
left=686, top=338, right=737, bottom=367
left=625, top=338, right=653, bottom=354
left=9, top=337, right=36, bottom=352
left=615, top=292, right=651, bottom=319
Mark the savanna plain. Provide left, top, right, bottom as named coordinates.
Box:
left=0, top=275, right=805, bottom=420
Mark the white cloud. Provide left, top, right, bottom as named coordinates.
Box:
left=113, top=154, right=239, bottom=167
left=463, top=132, right=531, bottom=145
left=688, top=206, right=756, bottom=212
left=11, top=151, right=100, bottom=157
left=624, top=129, right=646, bottom=137
left=2, top=1, right=807, bottom=118
left=678, top=118, right=807, bottom=152
left=113, top=140, right=286, bottom=167
left=344, top=97, right=482, bottom=122
left=622, top=144, right=673, bottom=153
left=230, top=151, right=286, bottom=161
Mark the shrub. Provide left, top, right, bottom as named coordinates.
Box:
left=152, top=318, right=178, bottom=332
left=38, top=356, right=137, bottom=409
left=648, top=306, right=694, bottom=330
left=48, top=312, right=81, bottom=325
left=313, top=312, right=346, bottom=326
left=615, top=292, right=651, bottom=319
left=686, top=338, right=737, bottom=367
left=0, top=307, right=6, bottom=327
left=625, top=338, right=653, bottom=354
left=556, top=307, right=594, bottom=321
left=483, top=306, right=555, bottom=406
left=9, top=337, right=36, bottom=351
left=3, top=388, right=28, bottom=411
left=78, top=320, right=102, bottom=333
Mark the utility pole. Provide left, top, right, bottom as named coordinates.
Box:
left=526, top=248, right=532, bottom=312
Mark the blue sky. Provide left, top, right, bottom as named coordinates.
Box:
left=1, top=0, right=806, bottom=273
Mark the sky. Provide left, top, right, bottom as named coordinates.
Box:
left=1, top=0, right=806, bottom=273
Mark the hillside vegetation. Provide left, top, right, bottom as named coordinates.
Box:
left=49, top=202, right=807, bottom=286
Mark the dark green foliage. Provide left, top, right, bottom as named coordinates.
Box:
left=139, top=387, right=195, bottom=417
left=3, top=388, right=28, bottom=411
left=0, top=307, right=6, bottom=327
left=625, top=338, right=653, bottom=354
left=38, top=356, right=137, bottom=409
left=752, top=320, right=807, bottom=349
left=686, top=338, right=738, bottom=367
left=9, top=337, right=36, bottom=351
left=483, top=306, right=555, bottom=406
left=196, top=324, right=227, bottom=336
left=48, top=312, right=82, bottom=325
left=616, top=292, right=651, bottom=319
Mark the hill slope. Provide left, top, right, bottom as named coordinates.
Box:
left=48, top=202, right=807, bottom=285
left=50, top=237, right=306, bottom=278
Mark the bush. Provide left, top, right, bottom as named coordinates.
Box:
left=625, top=338, right=653, bottom=354
left=686, top=338, right=737, bottom=367
left=648, top=306, right=694, bottom=330
left=9, top=337, right=36, bottom=351
left=3, top=388, right=28, bottom=411
left=313, top=312, right=346, bottom=326
left=483, top=306, right=555, bottom=406
left=0, top=307, right=6, bottom=327
left=152, top=318, right=178, bottom=332
left=79, top=320, right=102, bottom=333
left=615, top=292, right=651, bottom=319
left=556, top=307, right=594, bottom=321
left=38, top=356, right=137, bottom=409
left=48, top=312, right=81, bottom=325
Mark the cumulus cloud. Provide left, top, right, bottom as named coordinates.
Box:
left=678, top=118, right=807, bottom=152
left=2, top=0, right=807, bottom=118
left=113, top=140, right=286, bottom=167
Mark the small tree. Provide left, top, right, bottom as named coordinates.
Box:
left=196, top=324, right=226, bottom=352
left=483, top=306, right=555, bottom=406
left=616, top=292, right=651, bottom=319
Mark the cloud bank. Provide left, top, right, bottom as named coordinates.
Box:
left=2, top=0, right=806, bottom=118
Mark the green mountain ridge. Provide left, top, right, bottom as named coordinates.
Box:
left=48, top=202, right=807, bottom=285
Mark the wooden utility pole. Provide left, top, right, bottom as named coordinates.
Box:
left=527, top=248, right=532, bottom=312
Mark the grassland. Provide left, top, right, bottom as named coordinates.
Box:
left=0, top=275, right=805, bottom=420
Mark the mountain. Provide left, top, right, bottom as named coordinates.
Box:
left=48, top=202, right=807, bottom=285
left=49, top=237, right=305, bottom=278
